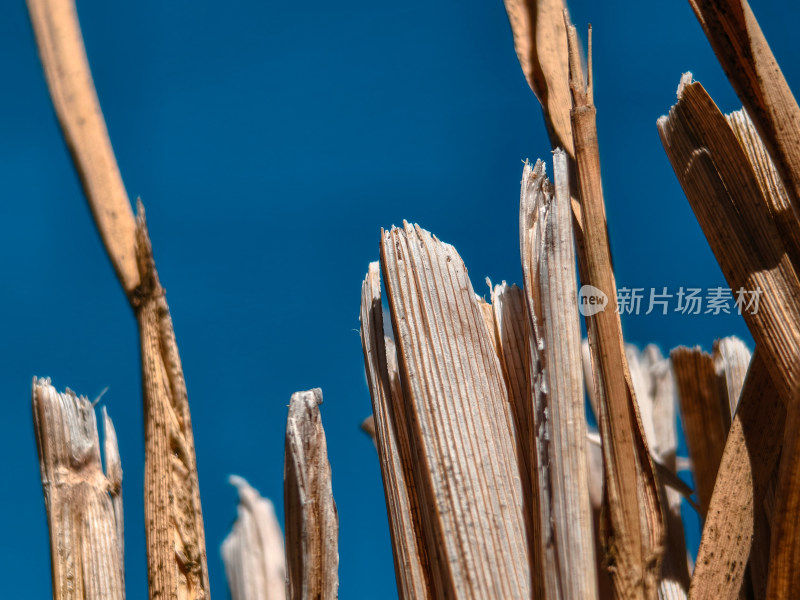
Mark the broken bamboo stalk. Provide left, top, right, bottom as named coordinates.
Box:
left=658, top=75, right=800, bottom=599
left=27, top=0, right=138, bottom=294
left=380, top=222, right=530, bottom=598
left=222, top=476, right=287, bottom=600
left=709, top=338, right=769, bottom=598
left=503, top=0, right=573, bottom=159
left=134, top=206, right=211, bottom=599
left=284, top=389, right=339, bottom=600
left=28, top=1, right=212, bottom=597
left=360, top=264, right=432, bottom=599
left=519, top=151, right=597, bottom=599
left=102, top=406, right=124, bottom=581
left=503, top=0, right=589, bottom=233
left=627, top=345, right=689, bottom=600
left=489, top=282, right=532, bottom=470
left=499, top=13, right=620, bottom=592
left=688, top=0, right=800, bottom=216
left=487, top=281, right=541, bottom=595
left=585, top=343, right=690, bottom=599
left=727, top=109, right=800, bottom=269
left=658, top=76, right=800, bottom=402
left=725, top=105, right=800, bottom=598
left=769, top=405, right=800, bottom=597
left=539, top=154, right=595, bottom=598
left=670, top=347, right=728, bottom=519
left=566, top=17, right=664, bottom=599
left=32, top=377, right=125, bottom=600
left=686, top=352, right=782, bottom=599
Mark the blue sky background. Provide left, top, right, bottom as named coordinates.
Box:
left=1, top=0, right=796, bottom=597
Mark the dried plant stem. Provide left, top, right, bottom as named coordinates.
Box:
left=658, top=76, right=800, bottom=599
left=133, top=207, right=210, bottom=599
left=627, top=345, right=689, bottom=599
left=689, top=0, right=800, bottom=215
left=518, top=164, right=557, bottom=598
left=490, top=282, right=532, bottom=471
left=670, top=347, right=727, bottom=518
left=488, top=282, right=540, bottom=595
left=542, top=152, right=597, bottom=599
left=658, top=75, right=800, bottom=406
left=687, top=352, right=782, bottom=599
left=284, top=389, right=339, bottom=600
left=28, top=1, right=212, bottom=597
left=103, top=406, right=125, bottom=580
left=519, top=152, right=597, bottom=599
left=32, top=378, right=125, bottom=600
left=565, top=17, right=664, bottom=599
left=360, top=263, right=432, bottom=599
left=27, top=0, right=138, bottom=293
left=711, top=339, right=770, bottom=596
left=727, top=109, right=800, bottom=269
left=503, top=0, right=573, bottom=158
left=222, top=476, right=287, bottom=600
left=380, top=223, right=530, bottom=598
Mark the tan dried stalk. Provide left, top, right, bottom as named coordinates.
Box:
left=565, top=17, right=664, bottom=599
left=518, top=151, right=597, bottom=599
left=688, top=0, right=800, bottom=215
left=490, top=281, right=532, bottom=474
left=28, top=1, right=212, bottom=597
left=687, top=352, right=781, bottom=599
left=585, top=343, right=690, bottom=600
left=726, top=108, right=800, bottom=596
left=488, top=281, right=540, bottom=595
left=27, top=0, right=138, bottom=294
left=503, top=0, right=573, bottom=157
left=360, top=263, right=432, bottom=599
left=477, top=294, right=500, bottom=357
left=727, top=109, right=800, bottom=268
left=222, top=476, right=287, bottom=600
left=658, top=76, right=800, bottom=599
left=32, top=377, right=125, bottom=600
left=516, top=166, right=556, bottom=600
left=627, top=345, right=689, bottom=600
left=709, top=338, right=769, bottom=598
left=499, top=14, right=614, bottom=592
left=539, top=155, right=593, bottom=594
left=658, top=75, right=800, bottom=404
left=284, top=389, right=339, bottom=600
left=626, top=346, right=679, bottom=476
left=503, top=0, right=587, bottom=242
left=670, top=347, right=728, bottom=519
left=585, top=430, right=613, bottom=600
left=134, top=206, right=210, bottom=599
left=103, top=406, right=125, bottom=576
left=380, top=222, right=530, bottom=598
left=767, top=344, right=800, bottom=594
